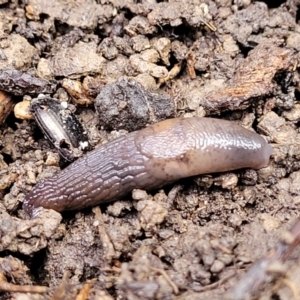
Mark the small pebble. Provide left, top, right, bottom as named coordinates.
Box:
left=282, top=104, right=300, bottom=121
left=210, top=260, right=225, bottom=273
left=228, top=213, right=242, bottom=227
left=260, top=214, right=281, bottom=232
left=280, top=231, right=294, bottom=245
left=136, top=200, right=168, bottom=231
left=258, top=111, right=297, bottom=144
left=221, top=173, right=238, bottom=189
left=14, top=100, right=34, bottom=120
left=62, top=78, right=94, bottom=106
left=132, top=189, right=148, bottom=201
left=45, top=152, right=60, bottom=166
left=266, top=260, right=287, bottom=275
left=154, top=37, right=171, bottom=65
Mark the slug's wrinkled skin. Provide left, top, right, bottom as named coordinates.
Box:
left=23, top=117, right=272, bottom=218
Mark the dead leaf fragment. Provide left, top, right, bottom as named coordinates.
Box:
left=203, top=40, right=295, bottom=111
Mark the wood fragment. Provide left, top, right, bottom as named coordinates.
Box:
left=76, top=279, right=96, bottom=300
left=0, top=91, right=14, bottom=124
left=158, top=62, right=182, bottom=85
left=203, top=39, right=295, bottom=111
left=186, top=53, right=197, bottom=79
left=0, top=273, right=47, bottom=294
left=204, top=21, right=216, bottom=32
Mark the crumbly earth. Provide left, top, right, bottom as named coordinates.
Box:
left=1, top=0, right=300, bottom=299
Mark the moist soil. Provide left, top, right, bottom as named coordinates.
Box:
left=1, top=0, right=300, bottom=299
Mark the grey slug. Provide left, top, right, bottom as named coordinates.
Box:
left=23, top=117, right=272, bottom=218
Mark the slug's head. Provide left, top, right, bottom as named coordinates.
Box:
left=259, top=142, right=272, bottom=168
left=251, top=137, right=273, bottom=170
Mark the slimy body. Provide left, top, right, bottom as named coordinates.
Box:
left=23, top=117, right=272, bottom=217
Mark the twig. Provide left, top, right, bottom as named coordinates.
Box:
left=196, top=271, right=236, bottom=293
left=0, top=274, right=47, bottom=294
left=50, top=271, right=70, bottom=300
left=149, top=267, right=179, bottom=295
left=76, top=279, right=96, bottom=300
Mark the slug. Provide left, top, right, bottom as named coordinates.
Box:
left=23, top=117, right=272, bottom=217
